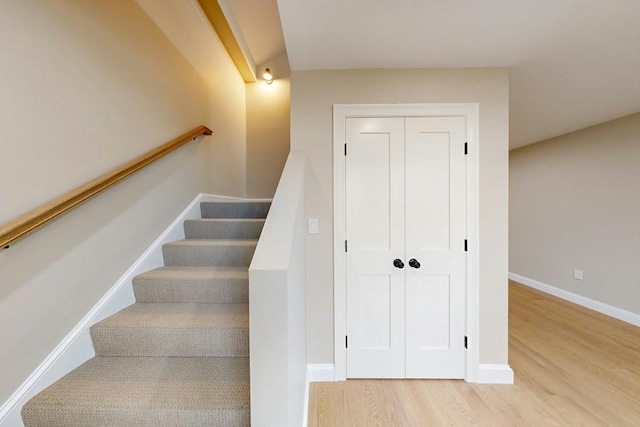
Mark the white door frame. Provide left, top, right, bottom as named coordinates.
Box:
left=333, top=103, right=480, bottom=382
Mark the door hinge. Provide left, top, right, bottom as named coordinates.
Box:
left=345, top=240, right=348, bottom=252
left=464, top=336, right=468, bottom=349
left=464, top=142, right=468, bottom=155
left=344, top=143, right=347, bottom=156
left=464, top=239, right=468, bottom=252
left=346, top=336, right=348, bottom=348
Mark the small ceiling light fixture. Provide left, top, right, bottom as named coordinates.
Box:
left=263, top=68, right=273, bottom=84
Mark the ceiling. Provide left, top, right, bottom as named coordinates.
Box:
left=226, top=0, right=640, bottom=149
left=224, top=0, right=286, bottom=67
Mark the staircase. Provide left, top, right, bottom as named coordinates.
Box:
left=21, top=201, right=270, bottom=427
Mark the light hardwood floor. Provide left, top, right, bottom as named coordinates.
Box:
left=307, top=281, right=640, bottom=426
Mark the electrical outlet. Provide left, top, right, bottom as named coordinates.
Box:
left=574, top=269, right=583, bottom=280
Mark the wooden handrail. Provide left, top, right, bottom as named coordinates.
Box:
left=0, top=125, right=212, bottom=249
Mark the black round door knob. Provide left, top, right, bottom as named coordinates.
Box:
left=393, top=259, right=405, bottom=269
left=408, top=258, right=421, bottom=269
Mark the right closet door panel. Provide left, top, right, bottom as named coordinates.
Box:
left=405, top=116, right=467, bottom=378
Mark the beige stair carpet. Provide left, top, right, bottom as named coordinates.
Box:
left=90, top=302, right=249, bottom=357
left=21, top=201, right=269, bottom=426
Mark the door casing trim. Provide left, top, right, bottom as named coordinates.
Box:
left=333, top=103, right=480, bottom=382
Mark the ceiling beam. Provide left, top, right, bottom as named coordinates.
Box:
left=197, top=0, right=257, bottom=82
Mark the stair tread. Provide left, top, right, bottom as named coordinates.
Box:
left=21, top=357, right=249, bottom=426
left=135, top=266, right=248, bottom=281
left=185, top=218, right=266, bottom=223
left=92, top=303, right=248, bottom=330
left=164, top=239, right=258, bottom=246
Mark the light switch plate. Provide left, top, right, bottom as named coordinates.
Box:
left=308, top=218, right=318, bottom=234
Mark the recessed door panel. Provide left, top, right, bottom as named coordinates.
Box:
left=406, top=131, right=451, bottom=250
left=347, top=129, right=391, bottom=250
left=360, top=275, right=391, bottom=349
left=408, top=274, right=451, bottom=350
left=406, top=267, right=466, bottom=378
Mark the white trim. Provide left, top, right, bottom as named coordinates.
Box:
left=477, top=364, right=514, bottom=384
left=308, top=364, right=335, bottom=382
left=465, top=105, right=480, bottom=383
left=302, top=367, right=311, bottom=427
left=0, top=193, right=269, bottom=426
left=509, top=273, right=640, bottom=327
left=333, top=103, right=480, bottom=382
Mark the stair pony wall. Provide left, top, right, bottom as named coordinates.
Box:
left=0, top=194, right=270, bottom=427
left=249, top=151, right=307, bottom=427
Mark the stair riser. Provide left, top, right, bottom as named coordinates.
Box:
left=184, top=220, right=264, bottom=240
left=162, top=245, right=256, bottom=266
left=91, top=329, right=248, bottom=357
left=133, top=281, right=248, bottom=304
left=200, top=202, right=271, bottom=219
left=22, top=408, right=250, bottom=427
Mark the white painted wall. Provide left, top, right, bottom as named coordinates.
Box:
left=249, top=151, right=306, bottom=426
left=0, top=0, right=245, bottom=407
left=290, top=68, right=510, bottom=366
left=510, top=113, right=640, bottom=315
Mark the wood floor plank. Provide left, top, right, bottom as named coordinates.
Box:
left=307, top=280, right=640, bottom=426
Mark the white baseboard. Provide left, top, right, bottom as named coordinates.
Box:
left=306, top=362, right=516, bottom=384
left=302, top=367, right=311, bottom=427
left=477, top=364, right=514, bottom=384
left=0, top=193, right=263, bottom=426
left=509, top=272, right=640, bottom=327
left=308, top=364, right=335, bottom=382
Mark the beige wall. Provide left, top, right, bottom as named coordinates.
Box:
left=510, top=113, right=640, bottom=314
left=136, top=0, right=247, bottom=197
left=246, top=52, right=290, bottom=198
left=290, top=68, right=510, bottom=365
left=0, top=0, right=245, bottom=404
left=141, top=0, right=290, bottom=199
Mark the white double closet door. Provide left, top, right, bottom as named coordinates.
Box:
left=345, top=116, right=467, bottom=379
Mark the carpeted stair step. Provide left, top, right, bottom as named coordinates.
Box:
left=21, top=356, right=249, bottom=427
left=162, top=239, right=257, bottom=267
left=184, top=218, right=265, bottom=240
left=90, top=302, right=248, bottom=357
left=200, top=201, right=271, bottom=219
left=133, top=266, right=248, bottom=304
